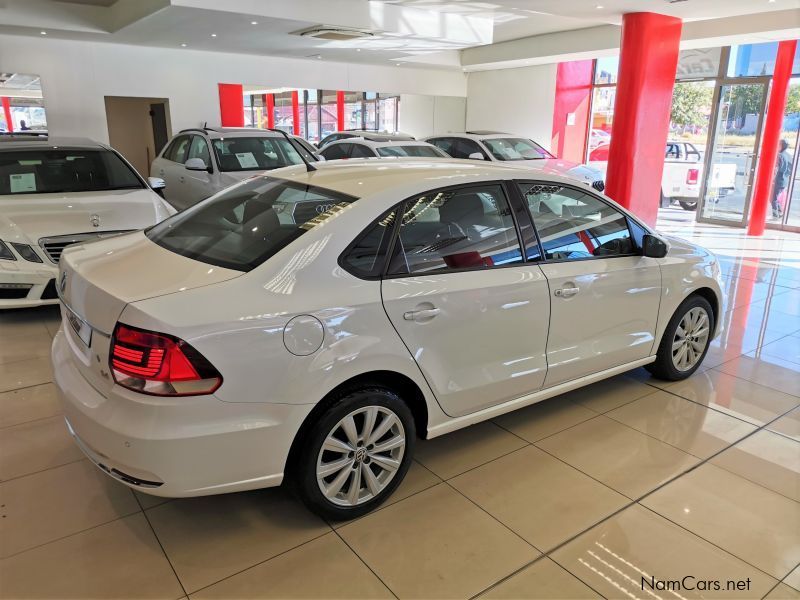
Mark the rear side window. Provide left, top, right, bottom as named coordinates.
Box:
left=340, top=209, right=397, bottom=278
left=377, top=146, right=445, bottom=158
left=349, top=144, right=375, bottom=158
left=320, top=144, right=350, bottom=160
left=147, top=177, right=357, bottom=272
left=387, top=184, right=523, bottom=275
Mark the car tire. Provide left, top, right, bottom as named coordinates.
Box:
left=647, top=295, right=714, bottom=381
left=293, top=387, right=415, bottom=521
left=679, top=199, right=698, bottom=211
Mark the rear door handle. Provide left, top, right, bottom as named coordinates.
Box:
left=403, top=308, right=440, bottom=321
left=554, top=287, right=579, bottom=298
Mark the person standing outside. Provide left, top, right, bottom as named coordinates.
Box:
left=772, top=139, right=793, bottom=218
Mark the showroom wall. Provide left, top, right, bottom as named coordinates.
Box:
left=466, top=63, right=558, bottom=149
left=398, top=95, right=467, bottom=138
left=0, top=34, right=467, bottom=143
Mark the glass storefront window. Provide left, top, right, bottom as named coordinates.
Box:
left=320, top=90, right=339, bottom=138
left=378, top=95, right=399, bottom=132
left=1, top=73, right=47, bottom=133
left=594, top=56, right=619, bottom=85
left=305, top=89, right=320, bottom=141
left=273, top=91, right=294, bottom=134
left=728, top=42, right=800, bottom=78
left=776, top=78, right=800, bottom=228
left=343, top=91, right=362, bottom=130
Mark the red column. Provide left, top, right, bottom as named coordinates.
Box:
left=217, top=83, right=244, bottom=127
left=266, top=94, right=275, bottom=128
left=336, top=91, right=345, bottom=131
left=605, top=13, right=682, bottom=225
left=551, top=60, right=593, bottom=163
left=2, top=97, right=13, bottom=133
left=291, top=90, right=301, bottom=135
left=747, top=39, right=797, bottom=236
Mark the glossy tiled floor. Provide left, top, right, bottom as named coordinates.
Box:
left=1, top=212, right=799, bottom=599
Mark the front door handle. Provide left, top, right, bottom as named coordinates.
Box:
left=403, top=308, right=441, bottom=321
left=554, top=287, right=579, bottom=298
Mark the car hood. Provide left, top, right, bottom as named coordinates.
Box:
left=505, top=158, right=605, bottom=183
left=0, top=189, right=173, bottom=245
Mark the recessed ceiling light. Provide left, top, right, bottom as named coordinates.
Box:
left=180, top=43, right=187, bottom=47
left=316, top=55, right=322, bottom=59
left=211, top=33, right=217, bottom=37
left=40, top=31, right=47, bottom=35
left=596, top=4, right=604, bottom=8
left=395, top=63, right=401, bottom=66
left=356, top=48, right=361, bottom=52
left=251, top=21, right=258, bottom=25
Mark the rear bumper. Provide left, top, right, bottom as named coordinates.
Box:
left=52, top=330, right=314, bottom=497
left=0, top=261, right=58, bottom=309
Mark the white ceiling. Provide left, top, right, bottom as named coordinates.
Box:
left=1, top=0, right=798, bottom=69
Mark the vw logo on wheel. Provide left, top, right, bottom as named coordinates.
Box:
left=90, top=214, right=101, bottom=228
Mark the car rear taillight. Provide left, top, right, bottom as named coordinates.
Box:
left=110, top=323, right=222, bottom=396
left=686, top=169, right=699, bottom=185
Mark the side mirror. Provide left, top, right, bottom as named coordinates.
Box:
left=468, top=152, right=485, bottom=160
left=185, top=158, right=209, bottom=171
left=147, top=176, right=166, bottom=190
left=642, top=234, right=668, bottom=258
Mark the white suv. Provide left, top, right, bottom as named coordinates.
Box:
left=425, top=131, right=606, bottom=191
left=53, top=159, right=722, bottom=520
left=151, top=127, right=312, bottom=210
left=319, top=138, right=448, bottom=160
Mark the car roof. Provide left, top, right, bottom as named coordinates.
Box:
left=267, top=159, right=577, bottom=198
left=326, top=131, right=415, bottom=142
left=177, top=127, right=286, bottom=139
left=326, top=139, right=437, bottom=149
left=0, top=136, right=106, bottom=150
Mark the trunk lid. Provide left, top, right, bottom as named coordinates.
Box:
left=58, top=231, right=241, bottom=396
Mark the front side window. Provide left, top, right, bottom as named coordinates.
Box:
left=482, top=138, right=553, bottom=161
left=147, top=177, right=356, bottom=271
left=520, top=182, right=633, bottom=261
left=0, top=149, right=143, bottom=195
left=320, top=144, right=350, bottom=160
left=427, top=137, right=456, bottom=157
left=187, top=135, right=211, bottom=166
left=377, top=145, right=446, bottom=158
left=349, top=144, right=375, bottom=158
left=388, top=184, right=523, bottom=275
left=165, top=136, right=190, bottom=163
left=211, top=137, right=303, bottom=172
left=453, top=138, right=486, bottom=160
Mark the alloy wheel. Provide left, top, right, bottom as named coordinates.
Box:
left=316, top=405, right=406, bottom=507
left=671, top=306, right=710, bottom=371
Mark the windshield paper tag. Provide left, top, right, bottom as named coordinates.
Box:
left=235, top=152, right=259, bottom=169
left=10, top=173, right=36, bottom=193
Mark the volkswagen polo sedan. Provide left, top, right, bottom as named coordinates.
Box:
left=52, top=159, right=723, bottom=520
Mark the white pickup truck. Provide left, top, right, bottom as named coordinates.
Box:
left=589, top=141, right=736, bottom=211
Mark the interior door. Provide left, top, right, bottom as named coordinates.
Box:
left=381, top=183, right=550, bottom=417
left=697, top=81, right=768, bottom=226
left=518, top=182, right=661, bottom=387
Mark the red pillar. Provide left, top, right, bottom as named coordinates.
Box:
left=291, top=90, right=301, bottom=135
left=2, top=97, right=13, bottom=133
left=336, top=91, right=345, bottom=131
left=747, top=39, right=797, bottom=236
left=604, top=13, right=682, bottom=225
left=551, top=60, right=593, bottom=163
left=217, top=83, right=244, bottom=127
left=266, top=94, right=275, bottom=128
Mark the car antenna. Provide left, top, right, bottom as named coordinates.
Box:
left=267, top=128, right=317, bottom=172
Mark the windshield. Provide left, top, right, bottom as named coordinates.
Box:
left=482, top=138, right=553, bottom=161
left=0, top=148, right=144, bottom=195
left=376, top=145, right=445, bottom=158
left=147, top=177, right=357, bottom=271
left=211, top=137, right=304, bottom=172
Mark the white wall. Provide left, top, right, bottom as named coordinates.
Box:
left=0, top=34, right=467, bottom=143
left=465, top=63, right=557, bottom=150
left=398, top=95, right=467, bottom=138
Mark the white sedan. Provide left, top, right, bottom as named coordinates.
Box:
left=0, top=137, right=175, bottom=308
left=52, top=159, right=723, bottom=520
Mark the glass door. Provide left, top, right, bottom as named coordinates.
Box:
left=697, top=80, right=769, bottom=226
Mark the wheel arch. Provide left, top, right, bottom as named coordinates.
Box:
left=690, top=286, right=720, bottom=329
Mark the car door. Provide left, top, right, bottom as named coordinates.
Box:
left=155, top=135, right=191, bottom=209
left=182, top=135, right=214, bottom=205
left=518, top=181, right=661, bottom=387
left=381, top=182, right=551, bottom=418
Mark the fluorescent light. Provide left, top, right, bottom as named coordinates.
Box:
left=251, top=21, right=258, bottom=25
left=40, top=31, right=47, bottom=35
left=596, top=4, right=603, bottom=7
left=180, top=43, right=187, bottom=47
left=211, top=33, right=217, bottom=37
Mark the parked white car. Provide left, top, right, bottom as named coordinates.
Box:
left=151, top=127, right=311, bottom=210
left=53, top=159, right=723, bottom=520
left=425, top=131, right=606, bottom=191
left=0, top=137, right=175, bottom=308
left=319, top=138, right=448, bottom=160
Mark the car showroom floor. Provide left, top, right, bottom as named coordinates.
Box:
left=0, top=210, right=798, bottom=600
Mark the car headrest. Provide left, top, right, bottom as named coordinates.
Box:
left=439, top=193, right=485, bottom=227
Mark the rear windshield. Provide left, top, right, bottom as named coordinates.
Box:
left=147, top=177, right=357, bottom=271
left=482, top=138, right=553, bottom=161
left=0, top=148, right=144, bottom=195
left=211, top=137, right=304, bottom=172
left=377, top=145, right=445, bottom=158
